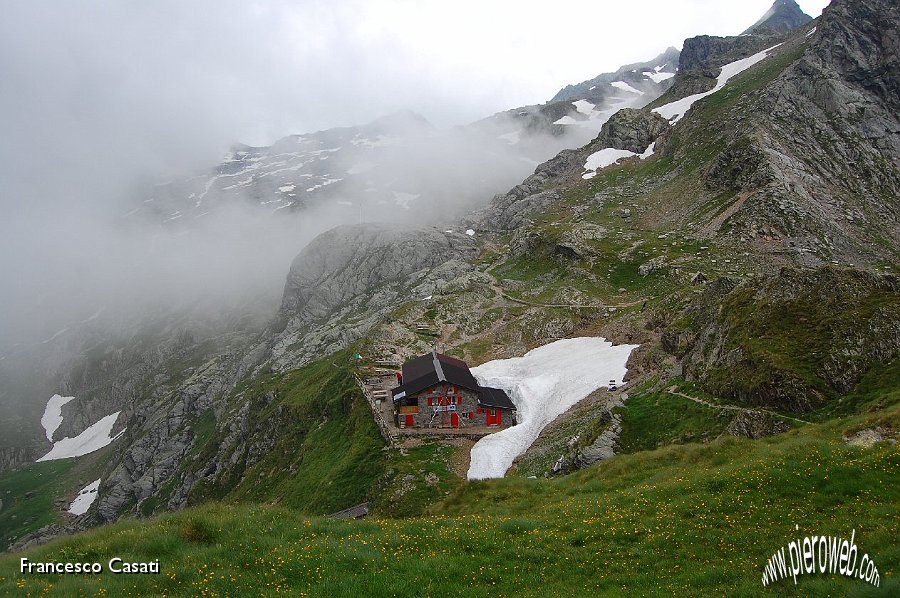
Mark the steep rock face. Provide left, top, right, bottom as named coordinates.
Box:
left=744, top=0, right=813, bottom=36
left=587, top=109, right=670, bottom=154
left=478, top=109, right=671, bottom=231
left=679, top=35, right=777, bottom=76
left=662, top=268, right=900, bottom=412
left=664, top=29, right=780, bottom=102
left=281, top=225, right=460, bottom=320
left=721, top=0, right=900, bottom=263
left=668, top=2, right=809, bottom=101
left=796, top=0, right=899, bottom=118
left=271, top=224, right=472, bottom=370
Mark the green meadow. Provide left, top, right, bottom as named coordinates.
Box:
left=2, top=402, right=897, bottom=597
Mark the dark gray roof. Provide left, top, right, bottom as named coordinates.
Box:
left=391, top=351, right=516, bottom=411
left=393, top=350, right=482, bottom=400
left=478, top=387, right=516, bottom=410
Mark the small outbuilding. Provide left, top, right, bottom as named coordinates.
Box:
left=391, top=350, right=516, bottom=429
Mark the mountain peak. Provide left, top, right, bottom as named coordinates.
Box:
left=745, top=0, right=813, bottom=35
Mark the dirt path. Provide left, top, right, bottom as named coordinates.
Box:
left=702, top=190, right=753, bottom=236
left=666, top=385, right=811, bottom=424
left=485, top=275, right=649, bottom=311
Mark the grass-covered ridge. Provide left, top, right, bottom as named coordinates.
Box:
left=2, top=406, right=897, bottom=597
left=187, top=351, right=386, bottom=515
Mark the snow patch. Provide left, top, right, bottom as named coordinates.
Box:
left=582, top=148, right=637, bottom=178
left=653, top=44, right=781, bottom=124
left=351, top=135, right=395, bottom=148
left=278, top=184, right=295, bottom=193
left=467, top=338, right=638, bottom=479
left=305, top=178, right=342, bottom=193
left=41, top=327, right=70, bottom=344
left=37, top=412, right=125, bottom=462
left=610, top=81, right=644, bottom=95
left=553, top=116, right=579, bottom=125
left=643, top=71, right=676, bottom=83
left=80, top=307, right=105, bottom=324
left=572, top=100, right=595, bottom=115
left=806, top=27, right=817, bottom=37
left=68, top=479, right=100, bottom=516
left=41, top=394, right=75, bottom=442
left=465, top=229, right=476, bottom=237
left=640, top=142, right=656, bottom=159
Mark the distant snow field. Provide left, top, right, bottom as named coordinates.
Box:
left=467, top=337, right=638, bottom=480
left=610, top=81, right=644, bottom=95
left=653, top=44, right=781, bottom=124
left=553, top=115, right=579, bottom=125
left=68, top=479, right=101, bottom=516
left=572, top=99, right=595, bottom=115
left=40, top=394, right=76, bottom=442
left=643, top=70, right=676, bottom=83
left=37, top=412, right=125, bottom=462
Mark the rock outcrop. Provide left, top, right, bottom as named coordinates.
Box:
left=663, top=268, right=900, bottom=412
left=272, top=224, right=470, bottom=370
left=744, top=0, right=813, bottom=36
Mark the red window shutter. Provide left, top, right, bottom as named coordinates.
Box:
left=427, top=397, right=433, bottom=406
left=468, top=412, right=474, bottom=420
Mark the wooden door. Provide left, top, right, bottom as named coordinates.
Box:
left=451, top=412, right=459, bottom=428
left=405, top=414, right=415, bottom=427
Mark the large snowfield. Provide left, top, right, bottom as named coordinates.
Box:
left=40, top=394, right=75, bottom=442
left=467, top=337, right=638, bottom=479
left=37, top=411, right=125, bottom=462
left=653, top=44, right=781, bottom=124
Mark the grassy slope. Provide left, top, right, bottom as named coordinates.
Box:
left=0, top=462, right=75, bottom=549
left=615, top=389, right=733, bottom=453
left=194, top=352, right=387, bottom=515
left=1, top=404, right=896, bottom=597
